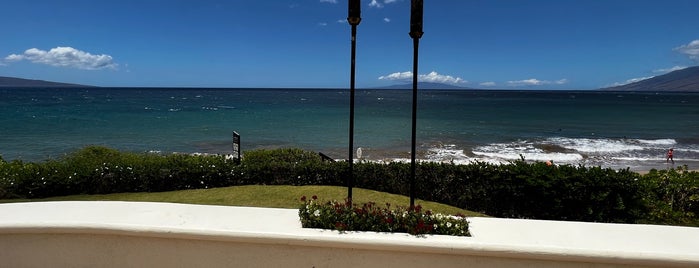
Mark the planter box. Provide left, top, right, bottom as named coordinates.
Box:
left=1, top=201, right=698, bottom=267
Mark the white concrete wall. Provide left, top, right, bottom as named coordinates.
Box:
left=1, top=201, right=698, bottom=268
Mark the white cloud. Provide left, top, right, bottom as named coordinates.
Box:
left=479, top=82, right=496, bottom=87
left=625, top=76, right=653, bottom=83
left=507, top=78, right=544, bottom=86
left=608, top=76, right=655, bottom=87
left=675, top=39, right=699, bottom=61
left=369, top=0, right=398, bottom=8
left=383, top=17, right=391, bottom=22
left=421, top=71, right=466, bottom=84
left=4, top=54, right=24, bottom=62
left=554, top=78, right=568, bottom=84
left=4, top=47, right=118, bottom=70
left=319, top=0, right=337, bottom=3
left=653, top=66, right=687, bottom=73
left=507, top=78, right=568, bottom=87
left=369, top=0, right=383, bottom=8
left=379, top=71, right=413, bottom=80
left=379, top=71, right=467, bottom=84
left=318, top=22, right=328, bottom=26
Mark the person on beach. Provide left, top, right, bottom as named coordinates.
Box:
left=666, top=148, right=674, bottom=164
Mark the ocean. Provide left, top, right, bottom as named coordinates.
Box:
left=1, top=87, right=697, bottom=171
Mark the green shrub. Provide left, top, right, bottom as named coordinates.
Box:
left=640, top=165, right=699, bottom=225
left=241, top=148, right=344, bottom=186
left=2, top=146, right=698, bottom=227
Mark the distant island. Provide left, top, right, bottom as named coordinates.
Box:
left=601, top=66, right=699, bottom=92
left=0, top=76, right=93, bottom=88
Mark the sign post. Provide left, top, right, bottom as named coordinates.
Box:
left=232, top=131, right=241, bottom=163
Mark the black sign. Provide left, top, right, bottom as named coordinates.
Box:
left=232, top=131, right=240, bottom=162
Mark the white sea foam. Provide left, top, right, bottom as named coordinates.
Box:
left=637, top=139, right=677, bottom=145
left=613, top=156, right=661, bottom=161
left=426, top=144, right=469, bottom=161
left=545, top=137, right=643, bottom=153
left=464, top=137, right=685, bottom=167
left=472, top=146, right=583, bottom=162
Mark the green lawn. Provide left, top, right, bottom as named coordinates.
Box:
left=1, top=185, right=485, bottom=217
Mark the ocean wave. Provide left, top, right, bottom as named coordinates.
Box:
left=429, top=137, right=687, bottom=168
left=545, top=137, right=644, bottom=153
left=472, top=147, right=583, bottom=162
left=637, top=139, right=677, bottom=145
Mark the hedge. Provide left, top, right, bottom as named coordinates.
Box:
left=1, top=146, right=697, bottom=226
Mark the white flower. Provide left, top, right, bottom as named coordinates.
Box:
left=313, top=209, right=321, bottom=217
left=446, top=222, right=452, bottom=228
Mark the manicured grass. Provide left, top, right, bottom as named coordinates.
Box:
left=1, top=185, right=485, bottom=217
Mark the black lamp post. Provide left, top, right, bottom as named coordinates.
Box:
left=347, top=0, right=361, bottom=204
left=409, top=0, right=423, bottom=208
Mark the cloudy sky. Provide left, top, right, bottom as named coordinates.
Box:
left=1, top=0, right=698, bottom=89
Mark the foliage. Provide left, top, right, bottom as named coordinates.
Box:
left=640, top=165, right=699, bottom=225
left=299, top=195, right=470, bottom=236
left=240, top=148, right=344, bottom=186
left=2, top=146, right=699, bottom=227
left=0, top=146, right=240, bottom=198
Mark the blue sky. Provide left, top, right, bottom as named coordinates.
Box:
left=1, top=0, right=698, bottom=89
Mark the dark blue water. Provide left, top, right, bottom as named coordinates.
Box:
left=1, top=87, right=697, bottom=171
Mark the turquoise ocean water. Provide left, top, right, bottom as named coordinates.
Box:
left=1, top=87, right=697, bottom=171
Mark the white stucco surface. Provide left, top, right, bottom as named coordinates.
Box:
left=1, top=201, right=699, bottom=267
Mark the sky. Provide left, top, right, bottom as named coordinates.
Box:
left=1, top=0, right=699, bottom=89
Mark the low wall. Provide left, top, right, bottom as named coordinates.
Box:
left=1, top=201, right=698, bottom=267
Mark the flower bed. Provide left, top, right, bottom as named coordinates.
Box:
left=299, top=195, right=470, bottom=236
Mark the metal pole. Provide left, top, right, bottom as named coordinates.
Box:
left=410, top=37, right=419, bottom=208
left=348, top=23, right=357, bottom=203
left=409, top=0, right=423, bottom=209
left=347, top=0, right=361, bottom=205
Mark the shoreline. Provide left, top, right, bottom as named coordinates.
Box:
left=324, top=146, right=696, bottom=175
left=3, top=144, right=695, bottom=175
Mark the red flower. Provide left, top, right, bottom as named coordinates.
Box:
left=300, top=196, right=307, bottom=202
left=312, top=195, right=318, bottom=200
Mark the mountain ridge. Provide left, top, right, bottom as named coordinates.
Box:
left=0, top=76, right=93, bottom=88
left=601, top=66, right=699, bottom=92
